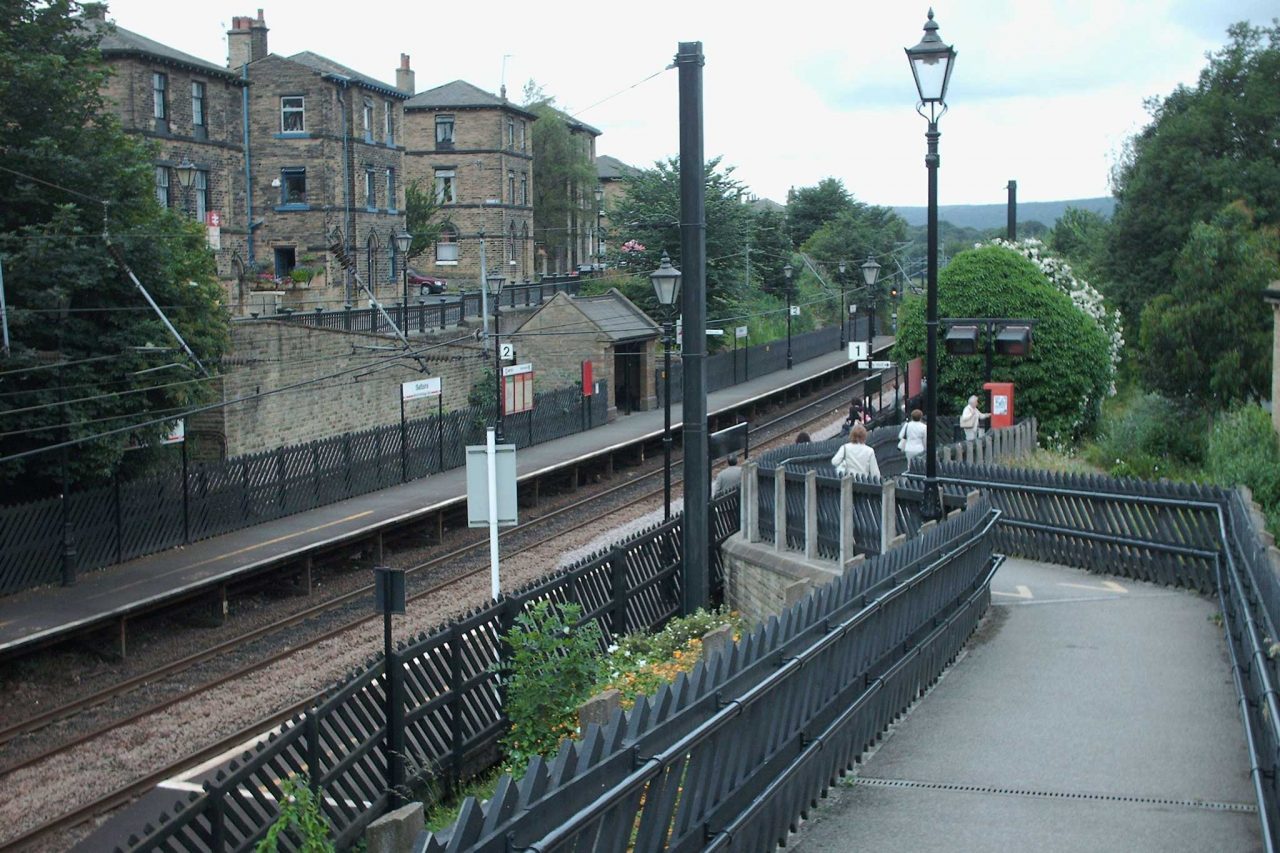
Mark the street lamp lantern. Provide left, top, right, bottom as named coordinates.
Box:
left=393, top=230, right=412, bottom=256
left=650, top=251, right=682, bottom=307
left=651, top=251, right=682, bottom=520
left=906, top=7, right=955, bottom=522
left=906, top=8, right=957, bottom=109
left=783, top=263, right=793, bottom=284
left=861, top=258, right=881, bottom=287
left=487, top=270, right=506, bottom=295
left=175, top=157, right=197, bottom=190
left=594, top=185, right=604, bottom=206
left=838, top=261, right=847, bottom=276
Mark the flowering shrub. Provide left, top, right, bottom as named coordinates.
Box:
left=497, top=601, right=604, bottom=773
left=597, top=607, right=742, bottom=710
left=984, top=238, right=1124, bottom=384
left=620, top=239, right=647, bottom=254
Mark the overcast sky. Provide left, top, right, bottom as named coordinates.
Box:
left=100, top=0, right=1273, bottom=207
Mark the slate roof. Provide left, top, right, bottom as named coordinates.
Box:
left=597, top=155, right=638, bottom=181
left=88, top=18, right=240, bottom=81
left=288, top=52, right=407, bottom=99
left=572, top=290, right=659, bottom=342
left=405, top=80, right=537, bottom=119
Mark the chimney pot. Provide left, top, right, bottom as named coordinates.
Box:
left=401, top=53, right=410, bottom=70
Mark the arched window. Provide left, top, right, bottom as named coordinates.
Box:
left=436, top=224, right=459, bottom=263
left=388, top=228, right=400, bottom=283
left=508, top=223, right=517, bottom=265
left=520, top=222, right=529, bottom=279
left=366, top=232, right=379, bottom=286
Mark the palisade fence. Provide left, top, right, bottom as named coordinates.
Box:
left=658, top=317, right=875, bottom=406
left=117, top=490, right=742, bottom=853
left=259, top=277, right=584, bottom=335
left=0, top=381, right=607, bottom=597
left=417, top=499, right=1001, bottom=852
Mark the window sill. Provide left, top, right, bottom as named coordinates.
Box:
left=274, top=204, right=311, bottom=212
left=274, top=131, right=311, bottom=139
left=435, top=260, right=459, bottom=266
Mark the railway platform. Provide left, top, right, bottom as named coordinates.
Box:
left=0, top=337, right=895, bottom=660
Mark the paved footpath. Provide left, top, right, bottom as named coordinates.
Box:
left=791, top=557, right=1262, bottom=853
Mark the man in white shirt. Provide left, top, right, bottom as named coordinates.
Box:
left=960, top=395, right=991, bottom=441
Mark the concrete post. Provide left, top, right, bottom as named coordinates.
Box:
left=880, top=479, right=897, bottom=554
left=774, top=466, right=787, bottom=552
left=804, top=470, right=818, bottom=560
left=839, top=475, right=853, bottom=570
left=743, top=462, right=759, bottom=543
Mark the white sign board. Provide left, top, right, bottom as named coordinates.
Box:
left=735, top=325, right=748, bottom=339
left=466, top=443, right=518, bottom=527
left=402, top=377, right=442, bottom=400
left=502, top=362, right=533, bottom=378
left=707, top=329, right=724, bottom=336
left=161, top=418, right=185, bottom=445
left=870, top=360, right=893, bottom=369
left=993, top=394, right=1009, bottom=416
left=500, top=342, right=515, bottom=360
left=848, top=342, right=868, bottom=361
left=849, top=304, right=857, bottom=315
left=789, top=305, right=800, bottom=316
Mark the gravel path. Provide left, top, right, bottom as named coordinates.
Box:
left=0, top=400, right=859, bottom=851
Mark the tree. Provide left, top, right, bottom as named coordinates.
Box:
left=404, top=179, right=444, bottom=260
left=786, top=178, right=856, bottom=247
left=0, top=0, right=228, bottom=498
left=1049, top=207, right=1111, bottom=282
left=1138, top=202, right=1278, bottom=408
left=605, top=156, right=753, bottom=319
left=523, top=90, right=597, bottom=274
left=747, top=207, right=792, bottom=296
left=1107, top=22, right=1280, bottom=330
left=892, top=244, right=1114, bottom=444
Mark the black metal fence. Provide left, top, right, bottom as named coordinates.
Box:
left=116, top=490, right=741, bottom=852
left=255, top=277, right=585, bottom=334
left=658, top=318, right=877, bottom=406
left=0, top=382, right=607, bottom=597
left=417, top=499, right=1001, bottom=851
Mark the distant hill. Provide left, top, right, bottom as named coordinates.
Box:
left=892, top=197, right=1115, bottom=230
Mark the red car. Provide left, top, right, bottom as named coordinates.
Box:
left=407, top=269, right=448, bottom=295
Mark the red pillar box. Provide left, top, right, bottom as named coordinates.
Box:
left=982, top=381, right=1015, bottom=430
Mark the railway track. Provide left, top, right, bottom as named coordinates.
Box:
left=0, top=374, right=896, bottom=851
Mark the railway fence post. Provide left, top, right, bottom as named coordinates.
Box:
left=448, top=623, right=465, bottom=790
left=610, top=543, right=629, bottom=638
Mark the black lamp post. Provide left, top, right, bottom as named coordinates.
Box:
left=487, top=270, right=506, bottom=443
left=651, top=251, right=682, bottom=521
left=175, top=157, right=196, bottom=216
left=906, top=8, right=956, bottom=522
left=595, top=185, right=605, bottom=269
left=861, top=257, right=881, bottom=354
left=394, top=230, right=412, bottom=331
left=838, top=260, right=848, bottom=349
left=783, top=263, right=794, bottom=370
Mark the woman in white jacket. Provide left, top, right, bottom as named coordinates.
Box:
left=831, top=423, right=881, bottom=479
left=898, top=408, right=927, bottom=465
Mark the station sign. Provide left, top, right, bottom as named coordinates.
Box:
left=402, top=377, right=442, bottom=400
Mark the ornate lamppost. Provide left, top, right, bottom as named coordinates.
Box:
left=487, top=270, right=506, bottom=443
left=650, top=251, right=682, bottom=521
left=783, top=263, right=794, bottom=370
left=838, top=260, right=848, bottom=349
left=394, top=230, right=412, bottom=331
left=906, top=7, right=957, bottom=521
left=861, top=257, right=881, bottom=353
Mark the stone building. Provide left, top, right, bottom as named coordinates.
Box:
left=512, top=289, right=659, bottom=418
left=85, top=3, right=248, bottom=285
left=596, top=154, right=638, bottom=258
left=402, top=81, right=536, bottom=288
left=559, top=113, right=603, bottom=274
left=228, top=11, right=409, bottom=312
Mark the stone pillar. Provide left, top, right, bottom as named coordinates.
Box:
left=742, top=462, right=759, bottom=543
left=774, top=467, right=787, bottom=552
left=804, top=470, right=818, bottom=560
left=839, top=475, right=853, bottom=569
left=880, top=479, right=897, bottom=554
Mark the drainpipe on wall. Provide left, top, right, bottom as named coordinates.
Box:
left=241, top=62, right=254, bottom=269
left=334, top=78, right=354, bottom=305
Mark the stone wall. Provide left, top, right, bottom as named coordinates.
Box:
left=510, top=294, right=613, bottom=415
left=191, top=319, right=487, bottom=458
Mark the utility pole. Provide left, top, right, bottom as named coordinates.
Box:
left=676, top=41, right=709, bottom=614
left=1007, top=180, right=1017, bottom=242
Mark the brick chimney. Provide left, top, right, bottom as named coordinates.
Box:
left=227, top=9, right=268, bottom=69
left=396, top=53, right=415, bottom=95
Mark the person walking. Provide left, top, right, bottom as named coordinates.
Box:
left=898, top=408, right=927, bottom=466
left=960, top=394, right=990, bottom=441
left=830, top=423, right=881, bottom=479
left=713, top=455, right=742, bottom=495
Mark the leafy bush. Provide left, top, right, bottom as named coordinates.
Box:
left=1087, top=389, right=1208, bottom=476
left=256, top=776, right=333, bottom=853
left=892, top=244, right=1114, bottom=444
left=1206, top=406, right=1280, bottom=522
left=497, top=601, right=604, bottom=772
